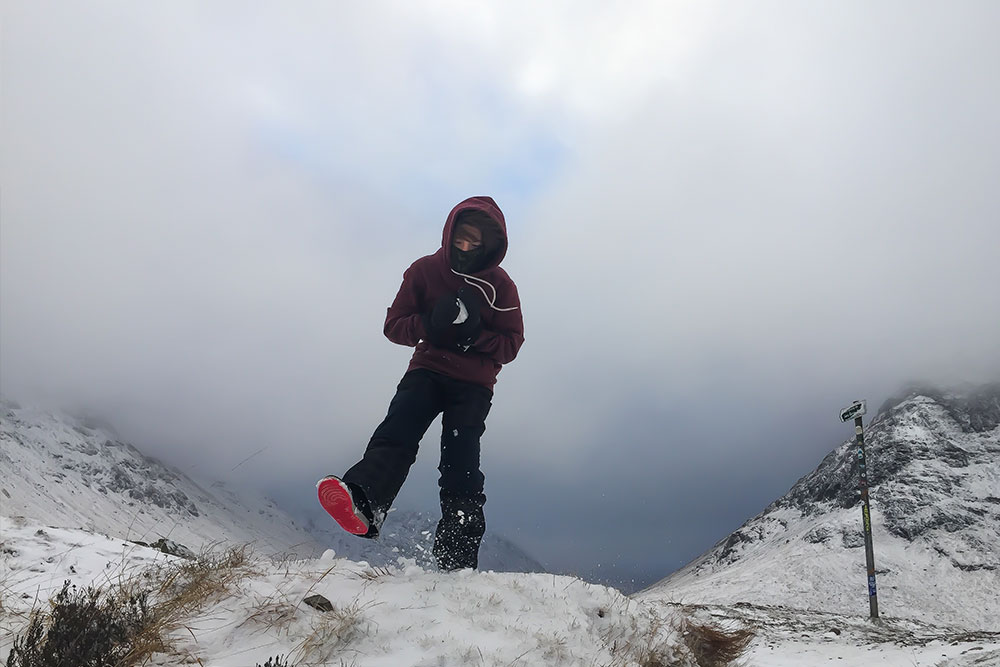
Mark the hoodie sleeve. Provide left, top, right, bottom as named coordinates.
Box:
left=473, top=277, right=524, bottom=365
left=383, top=262, right=428, bottom=347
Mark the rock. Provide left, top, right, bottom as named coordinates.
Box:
left=841, top=528, right=865, bottom=549
left=132, top=538, right=197, bottom=560
left=804, top=526, right=832, bottom=544
left=303, top=594, right=334, bottom=612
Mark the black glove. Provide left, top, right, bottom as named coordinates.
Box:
left=454, top=287, right=482, bottom=348
left=422, top=289, right=483, bottom=350
left=423, top=293, right=461, bottom=347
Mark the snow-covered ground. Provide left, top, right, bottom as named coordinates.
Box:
left=672, top=600, right=1000, bottom=667
left=0, top=516, right=703, bottom=666
left=4, top=515, right=999, bottom=666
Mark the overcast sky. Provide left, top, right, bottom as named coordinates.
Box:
left=3, top=1, right=999, bottom=592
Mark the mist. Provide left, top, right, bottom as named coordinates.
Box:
left=3, top=1, right=999, bottom=590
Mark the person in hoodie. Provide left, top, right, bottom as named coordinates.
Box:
left=317, top=196, right=524, bottom=571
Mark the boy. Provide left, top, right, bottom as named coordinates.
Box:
left=318, top=196, right=524, bottom=570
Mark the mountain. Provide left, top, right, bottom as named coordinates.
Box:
left=0, top=398, right=323, bottom=556
left=638, top=383, right=1000, bottom=632
left=0, top=398, right=543, bottom=572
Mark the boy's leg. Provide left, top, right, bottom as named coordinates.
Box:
left=343, top=370, right=443, bottom=529
left=433, top=380, right=492, bottom=570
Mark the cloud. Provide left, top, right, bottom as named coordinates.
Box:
left=2, top=1, right=999, bottom=589
left=513, top=0, right=1000, bottom=393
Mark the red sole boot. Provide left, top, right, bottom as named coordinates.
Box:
left=316, top=476, right=370, bottom=535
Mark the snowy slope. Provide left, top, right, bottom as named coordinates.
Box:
left=0, top=399, right=322, bottom=556
left=664, top=600, right=1000, bottom=667
left=640, top=384, right=1000, bottom=633
left=4, top=515, right=998, bottom=666
left=0, top=398, right=543, bottom=573
left=0, top=516, right=708, bottom=667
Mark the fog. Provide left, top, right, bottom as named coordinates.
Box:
left=3, top=1, right=999, bottom=590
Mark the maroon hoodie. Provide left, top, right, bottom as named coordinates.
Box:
left=383, top=196, right=524, bottom=390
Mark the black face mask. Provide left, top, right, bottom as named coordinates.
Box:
left=451, top=246, right=485, bottom=273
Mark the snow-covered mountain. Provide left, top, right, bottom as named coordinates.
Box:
left=0, top=398, right=316, bottom=556
left=0, top=398, right=542, bottom=572
left=640, top=383, right=1000, bottom=632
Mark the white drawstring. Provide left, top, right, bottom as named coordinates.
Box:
left=451, top=269, right=520, bottom=312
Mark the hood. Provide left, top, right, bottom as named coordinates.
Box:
left=441, top=196, right=508, bottom=272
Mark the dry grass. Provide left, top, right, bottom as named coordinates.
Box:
left=240, top=599, right=299, bottom=634
left=609, top=612, right=681, bottom=667
left=151, top=544, right=252, bottom=613
left=355, top=566, right=394, bottom=582
left=121, top=544, right=255, bottom=664
left=3, top=543, right=258, bottom=667
left=289, top=597, right=370, bottom=666
left=233, top=560, right=369, bottom=666
left=5, top=581, right=156, bottom=667
left=5, top=540, right=754, bottom=667
left=600, top=600, right=675, bottom=667
left=0, top=579, right=31, bottom=644
left=678, top=618, right=755, bottom=667
left=601, top=602, right=754, bottom=667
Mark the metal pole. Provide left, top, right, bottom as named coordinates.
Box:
left=855, top=415, right=879, bottom=619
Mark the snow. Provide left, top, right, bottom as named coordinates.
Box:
left=749, top=640, right=998, bottom=666
left=0, top=402, right=318, bottom=556
left=0, top=399, right=544, bottom=573
left=1, top=516, right=695, bottom=666
left=0, top=517, right=176, bottom=619
left=3, top=389, right=999, bottom=665
left=3, top=515, right=999, bottom=665
left=660, top=599, right=1000, bottom=666
left=640, top=391, right=1000, bottom=633
left=640, top=503, right=1000, bottom=631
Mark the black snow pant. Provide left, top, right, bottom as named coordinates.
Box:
left=343, top=368, right=493, bottom=570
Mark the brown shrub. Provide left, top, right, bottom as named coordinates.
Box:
left=679, top=618, right=755, bottom=667
left=4, top=544, right=256, bottom=667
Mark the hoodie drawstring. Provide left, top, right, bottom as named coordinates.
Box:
left=451, top=269, right=520, bottom=312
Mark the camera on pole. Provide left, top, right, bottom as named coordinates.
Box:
left=840, top=399, right=879, bottom=620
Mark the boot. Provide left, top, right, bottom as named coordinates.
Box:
left=317, top=476, right=382, bottom=538
left=433, top=493, right=485, bottom=570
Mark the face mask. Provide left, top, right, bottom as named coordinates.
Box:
left=452, top=246, right=485, bottom=272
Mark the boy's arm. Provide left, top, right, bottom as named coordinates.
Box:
left=471, top=281, right=524, bottom=365
left=383, top=264, right=427, bottom=347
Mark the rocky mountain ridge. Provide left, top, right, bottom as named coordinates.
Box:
left=640, top=383, right=1000, bottom=631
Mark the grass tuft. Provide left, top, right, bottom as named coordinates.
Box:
left=255, top=656, right=291, bottom=667
left=679, top=618, right=755, bottom=667
left=5, top=580, right=157, bottom=667
left=4, top=544, right=256, bottom=667
left=600, top=600, right=754, bottom=667
left=355, top=566, right=394, bottom=582
left=290, top=597, right=369, bottom=665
